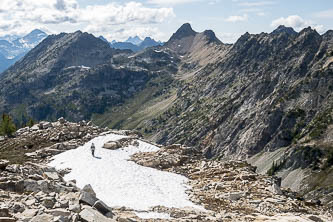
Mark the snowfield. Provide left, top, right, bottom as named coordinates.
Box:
left=49, top=133, right=201, bottom=216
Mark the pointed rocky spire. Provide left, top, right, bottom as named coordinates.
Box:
left=271, top=25, right=297, bottom=35
left=167, top=23, right=197, bottom=42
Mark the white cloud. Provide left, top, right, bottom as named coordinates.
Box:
left=225, top=14, right=248, bottom=22
left=0, top=0, right=175, bottom=39
left=81, top=2, right=174, bottom=25
left=271, top=15, right=325, bottom=33
left=147, top=0, right=200, bottom=5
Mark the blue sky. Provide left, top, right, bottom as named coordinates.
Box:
left=0, top=0, right=332, bottom=43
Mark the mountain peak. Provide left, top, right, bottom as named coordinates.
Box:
left=143, top=37, right=153, bottom=41
left=23, top=29, right=47, bottom=40
left=271, top=25, right=297, bottom=35
left=202, top=30, right=222, bottom=44
left=29, top=29, right=46, bottom=35
left=168, top=23, right=197, bottom=42
left=299, top=26, right=319, bottom=35
left=99, top=36, right=108, bottom=43
left=126, top=36, right=143, bottom=45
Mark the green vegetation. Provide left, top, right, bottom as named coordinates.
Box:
left=267, top=158, right=286, bottom=176
left=287, top=108, right=306, bottom=118
left=308, top=108, right=333, bottom=140
left=92, top=72, right=176, bottom=131
left=0, top=113, right=17, bottom=137
left=280, top=108, right=307, bottom=144
left=26, top=118, right=35, bottom=127
left=303, top=146, right=323, bottom=170
left=0, top=136, right=54, bottom=164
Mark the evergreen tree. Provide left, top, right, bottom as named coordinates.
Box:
left=0, top=113, right=16, bottom=137
left=27, top=118, right=35, bottom=127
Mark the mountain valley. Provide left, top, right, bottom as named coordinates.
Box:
left=0, top=23, right=333, bottom=221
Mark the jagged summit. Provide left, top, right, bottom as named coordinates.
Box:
left=99, top=35, right=108, bottom=43
left=139, top=37, right=160, bottom=48
left=165, top=23, right=222, bottom=54
left=298, top=26, right=320, bottom=36
left=143, top=37, right=153, bottom=41
left=202, top=30, right=222, bottom=44
left=323, top=30, right=333, bottom=39
left=271, top=25, right=297, bottom=35
left=126, top=36, right=143, bottom=45
left=168, top=23, right=197, bottom=42
left=110, top=36, right=161, bottom=52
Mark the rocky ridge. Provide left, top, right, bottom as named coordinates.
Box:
left=2, top=120, right=332, bottom=221
left=138, top=25, right=333, bottom=202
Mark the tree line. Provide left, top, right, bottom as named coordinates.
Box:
left=0, top=113, right=35, bottom=137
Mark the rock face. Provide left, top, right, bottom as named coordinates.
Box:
left=141, top=25, right=333, bottom=201
left=130, top=144, right=333, bottom=221
left=79, top=207, right=115, bottom=222
left=150, top=26, right=333, bottom=159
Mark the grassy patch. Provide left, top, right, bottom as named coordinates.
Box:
left=0, top=138, right=54, bottom=164
left=92, top=73, right=176, bottom=131
left=308, top=108, right=333, bottom=140
left=267, top=158, right=286, bottom=176
left=287, top=108, right=306, bottom=118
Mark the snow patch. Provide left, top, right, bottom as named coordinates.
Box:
left=64, top=65, right=91, bottom=70
left=49, top=134, right=201, bottom=215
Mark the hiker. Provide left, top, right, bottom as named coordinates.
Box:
left=91, top=143, right=95, bottom=157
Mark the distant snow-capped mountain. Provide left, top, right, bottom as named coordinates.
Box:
left=0, top=29, right=47, bottom=73
left=125, top=36, right=143, bottom=45
left=108, top=36, right=163, bottom=52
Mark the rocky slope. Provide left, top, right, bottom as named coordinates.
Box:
left=0, top=24, right=333, bottom=206
left=0, top=118, right=133, bottom=221
left=95, top=24, right=333, bottom=204
left=1, top=120, right=332, bottom=221
left=139, top=25, right=333, bottom=204
left=131, top=145, right=333, bottom=221
left=0, top=31, right=157, bottom=123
